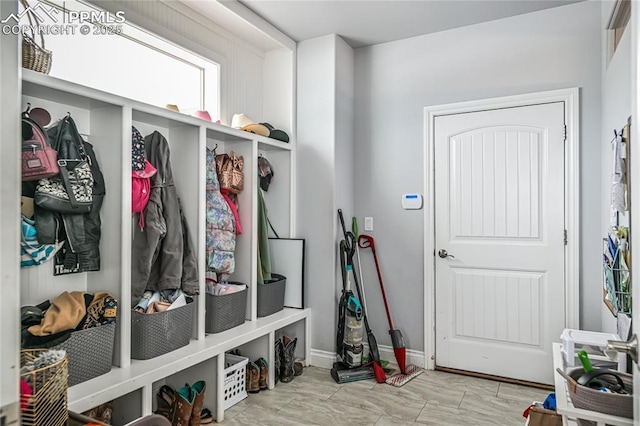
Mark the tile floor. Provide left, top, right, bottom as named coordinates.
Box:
left=220, top=366, right=550, bottom=425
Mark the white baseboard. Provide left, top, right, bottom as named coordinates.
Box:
left=309, top=344, right=426, bottom=370
left=309, top=348, right=336, bottom=369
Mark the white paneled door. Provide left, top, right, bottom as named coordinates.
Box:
left=434, top=102, right=565, bottom=384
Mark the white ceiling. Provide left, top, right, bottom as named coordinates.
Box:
left=235, top=0, right=582, bottom=48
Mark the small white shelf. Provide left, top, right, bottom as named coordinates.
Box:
left=553, top=342, right=633, bottom=426
left=23, top=69, right=293, bottom=150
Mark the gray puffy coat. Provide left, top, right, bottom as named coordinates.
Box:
left=131, top=131, right=198, bottom=303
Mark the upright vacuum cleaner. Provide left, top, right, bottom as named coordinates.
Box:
left=331, top=240, right=370, bottom=383
left=331, top=210, right=386, bottom=384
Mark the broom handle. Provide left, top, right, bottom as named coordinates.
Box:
left=359, top=235, right=394, bottom=329
left=371, top=247, right=395, bottom=329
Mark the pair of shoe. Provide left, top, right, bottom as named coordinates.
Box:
left=156, top=381, right=212, bottom=426
left=245, top=358, right=268, bottom=393
left=82, top=401, right=113, bottom=424
left=275, top=335, right=301, bottom=384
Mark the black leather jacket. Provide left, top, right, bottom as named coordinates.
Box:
left=32, top=140, right=105, bottom=273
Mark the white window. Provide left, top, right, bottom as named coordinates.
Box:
left=23, top=0, right=219, bottom=119
left=607, top=0, right=631, bottom=62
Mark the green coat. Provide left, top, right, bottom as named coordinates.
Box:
left=257, top=188, right=272, bottom=284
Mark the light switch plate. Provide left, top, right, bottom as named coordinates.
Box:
left=364, top=217, right=373, bottom=231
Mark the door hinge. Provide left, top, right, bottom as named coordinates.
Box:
left=563, top=124, right=567, bottom=141
left=564, top=229, right=568, bottom=245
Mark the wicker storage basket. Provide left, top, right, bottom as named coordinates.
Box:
left=205, top=284, right=247, bottom=334
left=20, top=349, right=68, bottom=426
left=257, top=274, right=286, bottom=317
left=558, top=367, right=633, bottom=423
left=131, top=296, right=195, bottom=360
left=52, top=322, right=116, bottom=387
left=20, top=0, right=52, bottom=74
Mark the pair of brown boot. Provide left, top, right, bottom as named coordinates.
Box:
left=246, top=358, right=268, bottom=393
left=156, top=381, right=211, bottom=426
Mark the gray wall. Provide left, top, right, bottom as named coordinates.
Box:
left=351, top=0, right=602, bottom=354
left=297, top=35, right=355, bottom=354
left=600, top=2, right=632, bottom=334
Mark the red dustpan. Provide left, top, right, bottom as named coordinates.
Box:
left=358, top=234, right=423, bottom=386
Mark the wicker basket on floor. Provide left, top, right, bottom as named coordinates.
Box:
left=20, top=349, right=68, bottom=426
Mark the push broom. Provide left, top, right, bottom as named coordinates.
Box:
left=358, top=234, right=423, bottom=386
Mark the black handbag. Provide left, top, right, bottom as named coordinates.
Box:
left=35, top=115, right=94, bottom=213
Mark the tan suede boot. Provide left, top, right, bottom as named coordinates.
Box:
left=245, top=363, right=251, bottom=393
left=256, top=358, right=268, bottom=390
left=189, top=381, right=206, bottom=426
left=247, top=361, right=260, bottom=393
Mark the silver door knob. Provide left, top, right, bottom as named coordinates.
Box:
left=607, top=334, right=638, bottom=364
left=438, top=249, right=455, bottom=259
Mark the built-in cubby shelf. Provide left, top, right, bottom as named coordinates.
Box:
left=19, top=69, right=307, bottom=424
left=68, top=309, right=309, bottom=421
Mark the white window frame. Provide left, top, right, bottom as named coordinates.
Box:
left=38, top=0, right=220, bottom=116
left=607, top=0, right=631, bottom=62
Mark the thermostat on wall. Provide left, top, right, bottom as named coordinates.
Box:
left=402, top=194, right=423, bottom=210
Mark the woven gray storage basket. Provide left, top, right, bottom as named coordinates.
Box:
left=257, top=274, right=286, bottom=317
left=52, top=322, right=116, bottom=387
left=558, top=367, right=633, bottom=423
left=205, top=284, right=247, bottom=333
left=131, top=297, right=195, bottom=360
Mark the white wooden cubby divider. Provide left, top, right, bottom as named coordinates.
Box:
left=19, top=69, right=309, bottom=423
